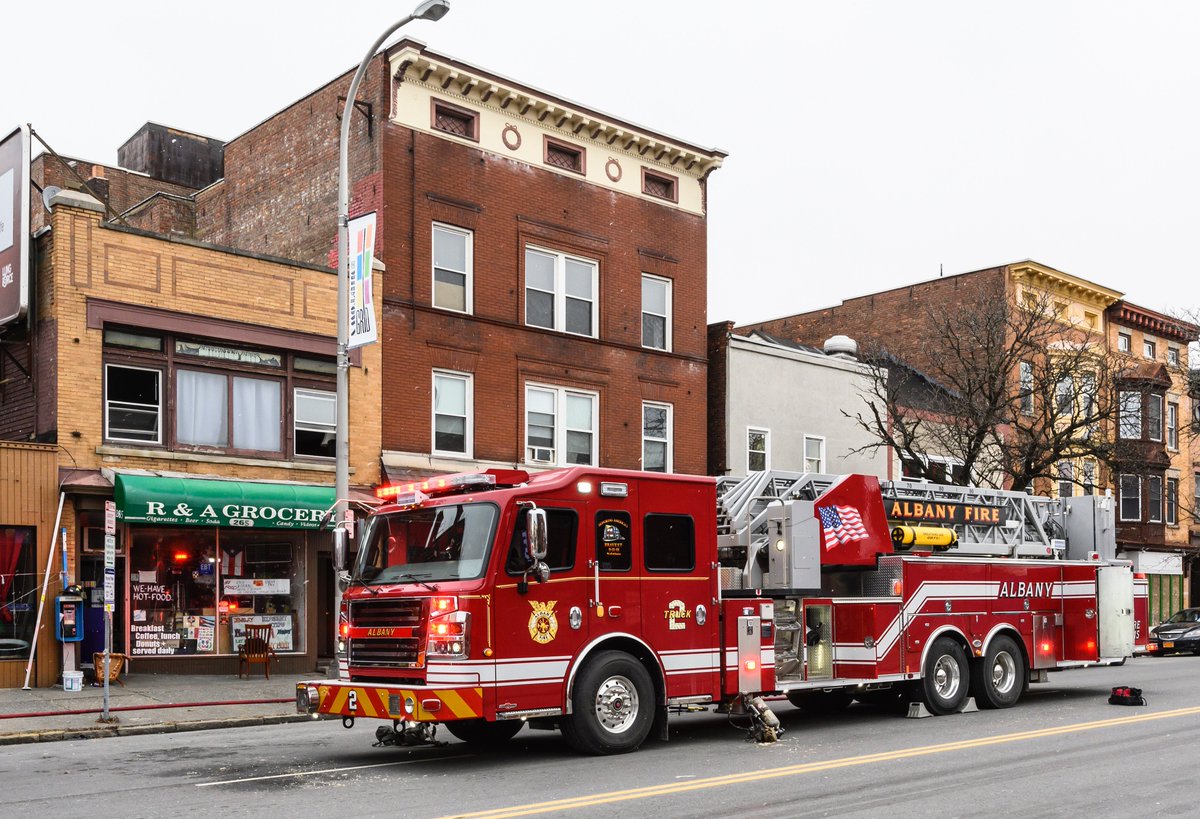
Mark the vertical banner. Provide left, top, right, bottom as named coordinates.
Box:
left=0, top=125, right=30, bottom=327
left=346, top=211, right=377, bottom=349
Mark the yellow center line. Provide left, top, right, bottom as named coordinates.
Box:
left=436, top=706, right=1200, bottom=819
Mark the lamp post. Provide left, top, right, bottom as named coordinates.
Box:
left=335, top=0, right=450, bottom=651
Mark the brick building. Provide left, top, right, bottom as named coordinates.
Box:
left=189, top=41, right=725, bottom=479
left=740, top=259, right=1198, bottom=617
left=0, top=188, right=381, bottom=683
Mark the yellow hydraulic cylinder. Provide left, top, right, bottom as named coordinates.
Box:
left=890, top=525, right=958, bottom=550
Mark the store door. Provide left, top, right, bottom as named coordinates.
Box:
left=79, top=555, right=126, bottom=660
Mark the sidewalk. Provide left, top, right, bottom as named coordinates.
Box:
left=0, top=671, right=324, bottom=745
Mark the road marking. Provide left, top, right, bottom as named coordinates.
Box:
left=436, top=706, right=1200, bottom=818
left=195, top=753, right=470, bottom=787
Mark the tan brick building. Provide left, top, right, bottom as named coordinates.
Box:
left=0, top=190, right=380, bottom=682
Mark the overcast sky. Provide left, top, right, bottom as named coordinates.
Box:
left=3, top=1, right=1198, bottom=325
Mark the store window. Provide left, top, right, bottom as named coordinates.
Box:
left=128, top=528, right=304, bottom=656
left=102, top=328, right=335, bottom=461
left=0, top=528, right=37, bottom=655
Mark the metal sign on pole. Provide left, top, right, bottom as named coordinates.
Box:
left=102, top=501, right=116, bottom=721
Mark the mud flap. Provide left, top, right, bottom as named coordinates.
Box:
left=653, top=703, right=670, bottom=742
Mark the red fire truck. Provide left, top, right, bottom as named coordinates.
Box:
left=297, top=467, right=1145, bottom=755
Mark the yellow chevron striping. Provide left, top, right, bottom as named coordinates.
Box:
left=438, top=688, right=477, bottom=719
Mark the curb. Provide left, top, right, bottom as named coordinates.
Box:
left=0, top=713, right=315, bottom=746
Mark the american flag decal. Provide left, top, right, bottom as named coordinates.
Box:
left=818, top=505, right=868, bottom=548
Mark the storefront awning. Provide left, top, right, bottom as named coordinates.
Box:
left=114, top=475, right=335, bottom=530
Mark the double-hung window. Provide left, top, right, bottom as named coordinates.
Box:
left=642, top=402, right=672, bottom=473
left=1167, top=402, right=1178, bottom=449
left=525, top=246, right=598, bottom=337
left=1119, top=475, right=1141, bottom=521
left=177, top=369, right=282, bottom=453
left=1082, top=460, right=1096, bottom=495
left=747, top=428, right=770, bottom=472
left=1019, top=361, right=1034, bottom=414
left=1055, top=376, right=1074, bottom=415
left=432, top=224, right=472, bottom=313
left=1119, top=392, right=1142, bottom=439
left=525, top=384, right=597, bottom=466
left=432, top=371, right=473, bottom=457
left=1166, top=478, right=1178, bottom=525
left=1117, top=333, right=1131, bottom=353
left=105, top=364, right=162, bottom=444
left=1147, top=476, right=1163, bottom=523
left=804, top=435, right=825, bottom=473
left=641, top=274, right=671, bottom=351
left=1057, top=461, right=1073, bottom=498
left=1147, top=395, right=1163, bottom=442
left=294, top=388, right=336, bottom=458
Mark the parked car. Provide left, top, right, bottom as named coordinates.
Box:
left=1148, top=608, right=1200, bottom=655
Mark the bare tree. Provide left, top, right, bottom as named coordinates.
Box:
left=848, top=283, right=1129, bottom=490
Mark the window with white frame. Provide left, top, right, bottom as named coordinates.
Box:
left=1167, top=401, right=1178, bottom=449
left=105, top=364, right=162, bottom=444
left=1168, top=346, right=1180, bottom=366
left=1119, top=475, right=1141, bottom=521
left=1144, top=339, right=1156, bottom=360
left=1055, top=376, right=1074, bottom=415
left=1020, top=360, right=1034, bottom=414
left=1147, top=476, right=1163, bottom=522
left=1082, top=460, right=1096, bottom=495
left=747, top=428, right=769, bottom=472
left=1147, top=394, right=1163, bottom=441
left=432, top=224, right=472, bottom=313
left=1057, top=461, right=1073, bottom=498
left=1194, top=471, right=1200, bottom=517
left=641, top=402, right=672, bottom=473
left=1119, top=392, right=1141, bottom=439
left=641, top=274, right=671, bottom=351
left=804, top=435, right=825, bottom=473
left=1118, top=332, right=1131, bottom=353
left=294, top=388, right=335, bottom=458
left=525, top=384, right=597, bottom=466
left=525, top=246, right=598, bottom=337
left=433, top=371, right=473, bottom=457
left=1166, top=477, right=1178, bottom=525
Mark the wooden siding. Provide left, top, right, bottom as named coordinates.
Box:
left=0, top=442, right=61, bottom=688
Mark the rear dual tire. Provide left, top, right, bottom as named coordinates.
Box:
left=970, top=635, right=1026, bottom=709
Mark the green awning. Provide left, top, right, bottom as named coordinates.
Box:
left=114, top=475, right=335, bottom=529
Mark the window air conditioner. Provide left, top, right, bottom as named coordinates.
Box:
left=528, top=447, right=555, bottom=464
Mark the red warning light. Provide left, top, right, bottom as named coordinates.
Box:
left=172, top=551, right=190, bottom=563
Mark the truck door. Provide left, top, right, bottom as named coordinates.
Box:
left=636, top=482, right=719, bottom=700
left=1097, top=565, right=1134, bottom=659
left=490, top=501, right=591, bottom=718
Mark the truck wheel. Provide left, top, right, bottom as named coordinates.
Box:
left=787, top=689, right=853, bottom=712
left=971, top=635, right=1026, bottom=709
left=920, top=637, right=970, bottom=715
left=443, top=718, right=524, bottom=746
left=562, top=651, right=654, bottom=755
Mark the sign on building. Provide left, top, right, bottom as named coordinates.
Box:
left=0, top=125, right=30, bottom=327
left=346, top=211, right=377, bottom=348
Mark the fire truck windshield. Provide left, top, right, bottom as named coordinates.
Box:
left=353, top=502, right=499, bottom=585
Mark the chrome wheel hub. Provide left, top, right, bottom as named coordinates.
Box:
left=990, top=651, right=1017, bottom=695
left=594, top=675, right=639, bottom=734
left=932, top=655, right=961, bottom=700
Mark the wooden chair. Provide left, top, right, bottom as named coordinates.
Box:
left=93, top=652, right=129, bottom=686
left=237, top=624, right=277, bottom=679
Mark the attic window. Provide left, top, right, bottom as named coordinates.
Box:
left=641, top=168, right=678, bottom=203
left=544, top=137, right=584, bottom=174
left=431, top=98, right=478, bottom=141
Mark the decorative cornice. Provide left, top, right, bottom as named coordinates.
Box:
left=1108, top=300, right=1200, bottom=343
left=1007, top=261, right=1123, bottom=309
left=389, top=42, right=725, bottom=180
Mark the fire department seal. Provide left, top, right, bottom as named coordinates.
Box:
left=528, top=600, right=559, bottom=644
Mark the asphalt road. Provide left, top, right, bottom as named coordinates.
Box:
left=4, top=656, right=1198, bottom=819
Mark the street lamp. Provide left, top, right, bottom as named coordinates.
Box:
left=335, top=0, right=450, bottom=642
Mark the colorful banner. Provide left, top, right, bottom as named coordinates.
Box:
left=346, top=211, right=377, bottom=349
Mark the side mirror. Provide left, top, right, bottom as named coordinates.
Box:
left=526, top=508, right=548, bottom=562
left=332, top=528, right=347, bottom=573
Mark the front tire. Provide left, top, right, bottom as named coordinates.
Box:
left=971, top=635, right=1026, bottom=709
left=443, top=718, right=524, bottom=746
left=562, top=651, right=654, bottom=755
left=920, top=637, right=970, bottom=715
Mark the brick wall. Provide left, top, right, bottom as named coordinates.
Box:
left=706, top=321, right=733, bottom=475
left=195, top=59, right=387, bottom=266
left=378, top=123, right=710, bottom=474
left=45, top=200, right=381, bottom=487
left=740, top=267, right=1007, bottom=377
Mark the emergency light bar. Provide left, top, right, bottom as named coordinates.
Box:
left=374, top=469, right=531, bottom=501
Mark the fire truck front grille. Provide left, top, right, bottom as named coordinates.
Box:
left=348, top=637, right=422, bottom=668
left=351, top=598, right=423, bottom=627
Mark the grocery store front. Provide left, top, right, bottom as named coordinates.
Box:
left=111, top=474, right=334, bottom=675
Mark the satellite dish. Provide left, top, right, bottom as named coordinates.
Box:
left=41, top=185, right=63, bottom=212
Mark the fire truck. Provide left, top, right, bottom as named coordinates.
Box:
left=296, top=467, right=1146, bottom=755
